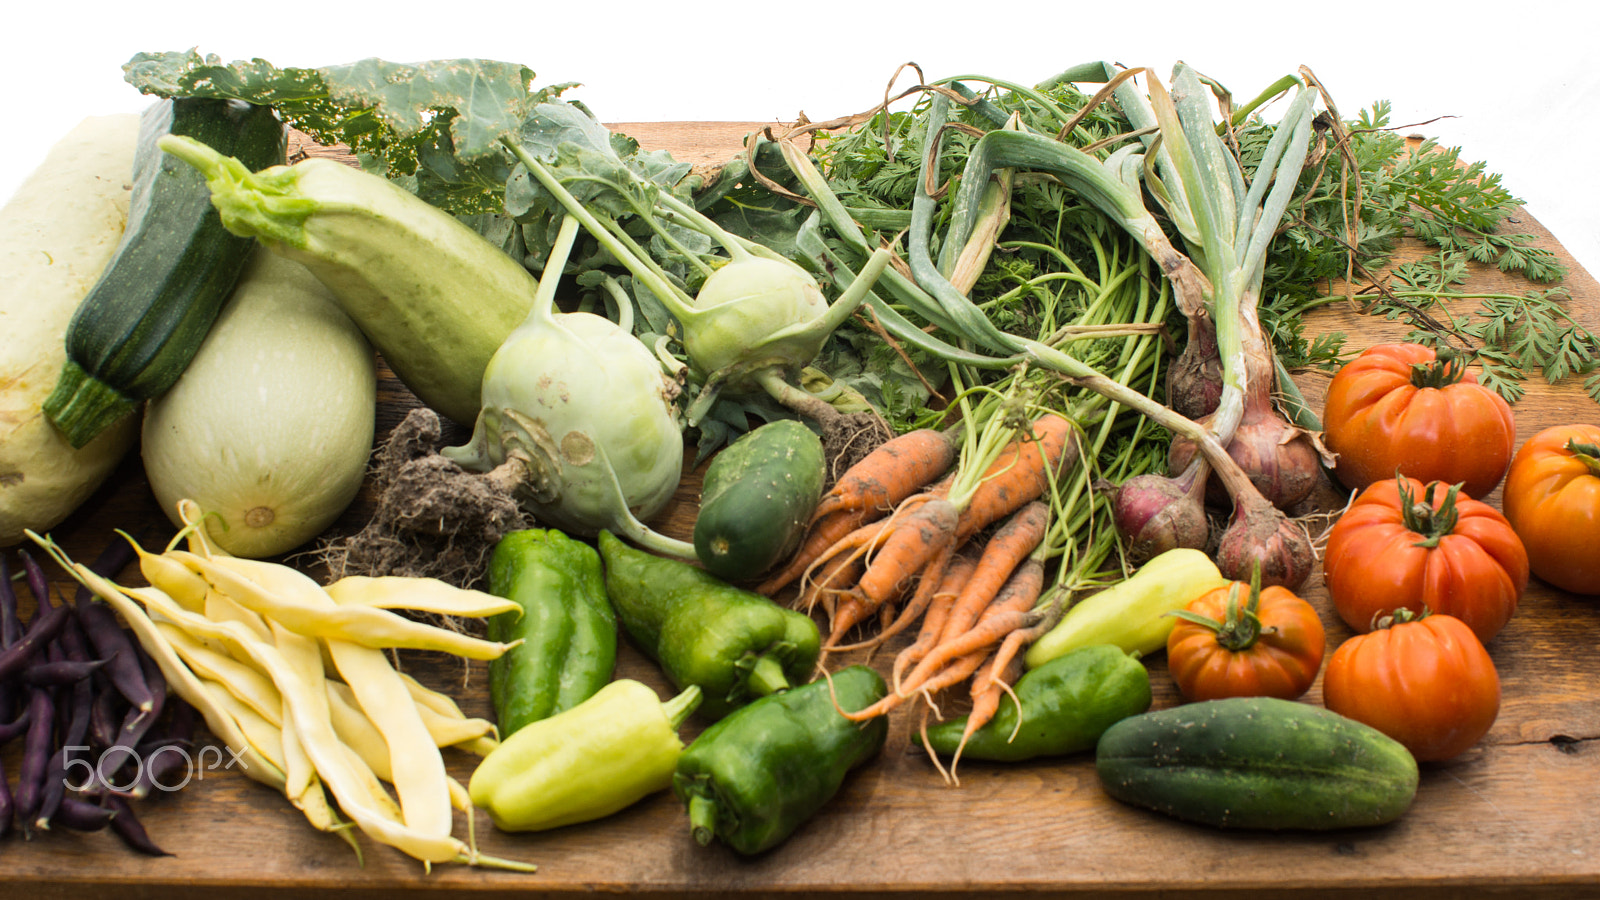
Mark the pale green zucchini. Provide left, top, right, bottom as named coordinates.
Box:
left=157, top=136, right=539, bottom=427
left=1, top=114, right=142, bottom=546
left=141, top=246, right=377, bottom=558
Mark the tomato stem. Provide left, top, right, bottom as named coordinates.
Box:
left=1566, top=438, right=1600, bottom=477
left=1169, top=562, right=1266, bottom=651
left=1408, top=346, right=1468, bottom=390
left=1398, top=478, right=1462, bottom=549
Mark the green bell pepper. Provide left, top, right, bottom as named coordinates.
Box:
left=598, top=530, right=820, bottom=719
left=468, top=678, right=701, bottom=832
left=672, top=664, right=888, bottom=855
left=485, top=528, right=617, bottom=737
left=918, top=645, right=1153, bottom=762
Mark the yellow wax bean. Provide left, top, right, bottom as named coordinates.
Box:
left=326, top=637, right=453, bottom=838
left=174, top=551, right=516, bottom=659
left=154, top=621, right=283, bottom=727
left=198, top=678, right=286, bottom=774
left=26, top=536, right=287, bottom=793
left=326, top=575, right=520, bottom=619
left=325, top=681, right=396, bottom=782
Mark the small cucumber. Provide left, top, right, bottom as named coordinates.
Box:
left=1095, top=696, right=1419, bottom=831
left=694, top=419, right=825, bottom=582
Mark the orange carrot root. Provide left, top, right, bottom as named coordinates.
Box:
left=812, top=427, right=960, bottom=523
left=853, top=496, right=960, bottom=608
left=898, top=556, right=1047, bottom=699
left=953, top=413, right=1078, bottom=544
left=892, top=553, right=978, bottom=693
left=758, top=505, right=877, bottom=597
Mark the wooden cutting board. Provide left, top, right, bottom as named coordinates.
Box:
left=8, top=122, right=1600, bottom=899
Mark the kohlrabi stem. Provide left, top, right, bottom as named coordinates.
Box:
left=503, top=139, right=699, bottom=322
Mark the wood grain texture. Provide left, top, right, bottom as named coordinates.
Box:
left=8, top=122, right=1600, bottom=898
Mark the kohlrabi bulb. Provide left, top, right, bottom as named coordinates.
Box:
left=443, top=310, right=683, bottom=537
left=683, top=257, right=829, bottom=381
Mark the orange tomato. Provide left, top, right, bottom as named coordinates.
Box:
left=1501, top=424, right=1600, bottom=595
left=1322, top=476, right=1527, bottom=645
left=1166, top=574, right=1325, bottom=702
left=1322, top=611, right=1500, bottom=762
left=1322, top=343, right=1515, bottom=499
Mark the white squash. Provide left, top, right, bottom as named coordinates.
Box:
left=142, top=246, right=378, bottom=557
left=1, top=114, right=142, bottom=546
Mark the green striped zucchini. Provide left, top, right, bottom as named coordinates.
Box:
left=43, top=98, right=285, bottom=448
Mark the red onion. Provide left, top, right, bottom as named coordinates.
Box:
left=1103, top=460, right=1211, bottom=564
left=1166, top=314, right=1224, bottom=421
left=1214, top=494, right=1316, bottom=590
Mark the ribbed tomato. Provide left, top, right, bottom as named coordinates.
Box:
left=1322, top=476, right=1527, bottom=645
left=1501, top=424, right=1600, bottom=595
left=1322, top=343, right=1515, bottom=499
left=1166, top=572, right=1325, bottom=702
left=1322, top=610, right=1500, bottom=762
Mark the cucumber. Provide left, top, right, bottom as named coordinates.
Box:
left=1095, top=696, right=1419, bottom=831
left=693, top=419, right=825, bottom=582
left=43, top=98, right=285, bottom=448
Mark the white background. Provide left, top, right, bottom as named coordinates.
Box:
left=4, top=2, right=1596, bottom=276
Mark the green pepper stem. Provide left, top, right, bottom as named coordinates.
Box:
left=687, top=792, right=719, bottom=847
left=661, top=684, right=703, bottom=729
left=744, top=654, right=792, bottom=698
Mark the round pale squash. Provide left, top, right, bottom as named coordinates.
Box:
left=142, top=246, right=377, bottom=557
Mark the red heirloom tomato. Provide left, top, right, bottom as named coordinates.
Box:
left=1166, top=569, right=1325, bottom=702
left=1322, top=610, right=1500, bottom=762
left=1322, top=476, right=1528, bottom=645
left=1501, top=424, right=1600, bottom=595
left=1322, top=342, right=1515, bottom=499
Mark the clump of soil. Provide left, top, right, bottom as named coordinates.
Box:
left=818, top=410, right=894, bottom=487
left=317, top=407, right=530, bottom=589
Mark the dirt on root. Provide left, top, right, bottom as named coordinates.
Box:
left=315, top=407, right=530, bottom=590
left=818, top=410, right=895, bottom=487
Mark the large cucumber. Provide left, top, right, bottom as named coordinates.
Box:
left=43, top=98, right=285, bottom=448
left=693, top=419, right=825, bottom=582
left=1095, top=696, right=1419, bottom=830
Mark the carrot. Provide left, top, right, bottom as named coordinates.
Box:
left=897, top=555, right=1047, bottom=700
left=795, top=552, right=862, bottom=622
left=812, top=428, right=959, bottom=523
left=846, top=495, right=961, bottom=614
left=757, top=505, right=876, bottom=596
left=935, top=503, right=1049, bottom=647
left=842, top=643, right=989, bottom=723
left=828, top=544, right=958, bottom=654
left=951, top=413, right=1077, bottom=544
left=950, top=648, right=1025, bottom=780
left=892, top=552, right=978, bottom=692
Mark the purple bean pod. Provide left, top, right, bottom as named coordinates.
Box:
left=102, top=792, right=172, bottom=857
left=53, top=795, right=116, bottom=833
left=0, top=705, right=33, bottom=744
left=0, top=755, right=12, bottom=839
left=14, top=686, right=56, bottom=829
left=90, top=680, right=127, bottom=753
left=21, top=657, right=107, bottom=687
left=132, top=700, right=197, bottom=800
left=35, top=673, right=94, bottom=830
left=1, top=553, right=20, bottom=647
left=73, top=541, right=155, bottom=717
left=0, top=593, right=67, bottom=683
